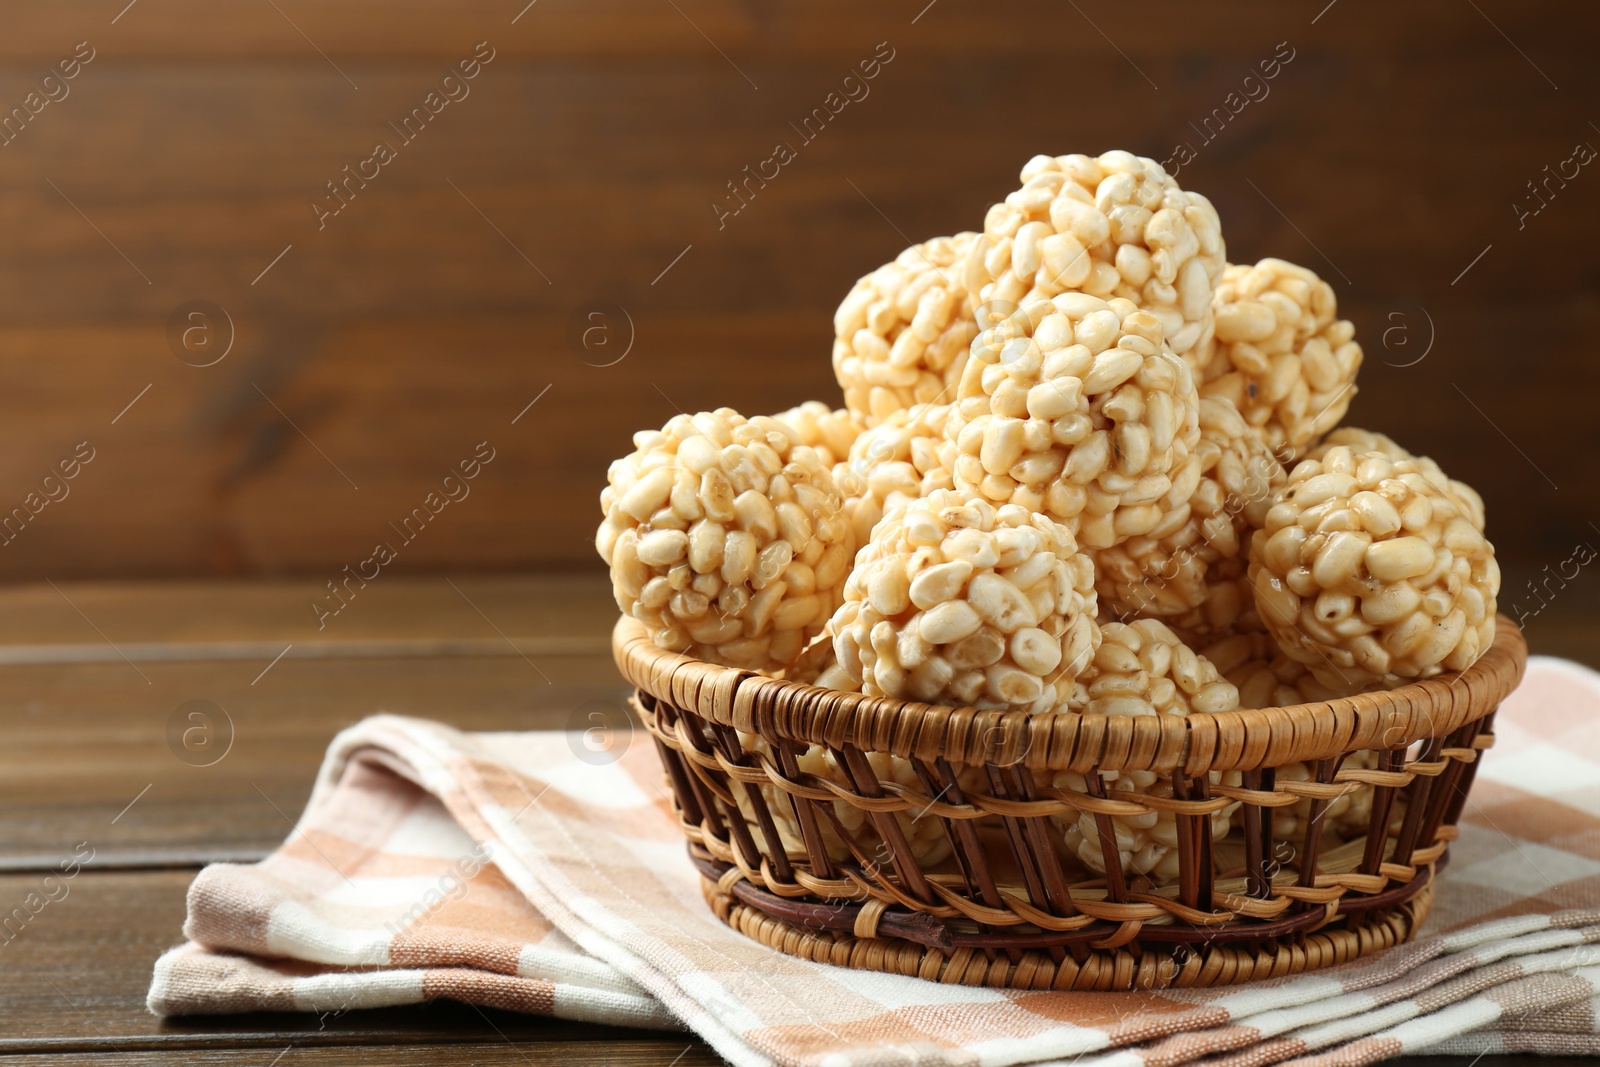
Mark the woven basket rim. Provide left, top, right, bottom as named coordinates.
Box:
left=613, top=614, right=1526, bottom=773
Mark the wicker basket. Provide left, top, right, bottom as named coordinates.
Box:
left=614, top=614, right=1527, bottom=990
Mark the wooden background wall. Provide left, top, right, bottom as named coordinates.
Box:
left=0, top=0, right=1594, bottom=628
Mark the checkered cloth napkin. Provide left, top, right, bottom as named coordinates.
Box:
left=150, top=656, right=1600, bottom=1066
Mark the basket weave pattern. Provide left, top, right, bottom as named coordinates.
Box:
left=615, top=615, right=1527, bottom=989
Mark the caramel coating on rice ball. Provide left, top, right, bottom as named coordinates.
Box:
left=1248, top=444, right=1500, bottom=689
left=772, top=401, right=865, bottom=469
left=1310, top=427, right=1486, bottom=532
left=1197, top=629, right=1340, bottom=708
left=832, top=233, right=983, bottom=426
left=834, top=402, right=957, bottom=545
left=598, top=408, right=856, bottom=672
left=1205, top=259, right=1363, bottom=461
left=829, top=489, right=1099, bottom=713
left=976, top=151, right=1226, bottom=373
left=1061, top=618, right=1241, bottom=717
left=1163, top=561, right=1263, bottom=646
left=1049, top=619, right=1241, bottom=879
left=949, top=293, right=1201, bottom=551
left=1093, top=395, right=1286, bottom=619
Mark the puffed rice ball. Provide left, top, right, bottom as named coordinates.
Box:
left=832, top=233, right=983, bottom=426
left=834, top=402, right=957, bottom=545
left=1062, top=618, right=1242, bottom=717
left=598, top=408, right=856, bottom=672
left=1249, top=445, right=1500, bottom=689
left=1093, top=395, right=1286, bottom=619
left=733, top=735, right=953, bottom=867
left=1198, top=630, right=1322, bottom=708
left=975, top=151, right=1225, bottom=373
left=1205, top=259, right=1363, bottom=461
left=1310, top=427, right=1485, bottom=532
left=829, top=488, right=1099, bottom=713
left=949, top=294, right=1201, bottom=551
left=772, top=401, right=865, bottom=468
left=1049, top=619, right=1241, bottom=879
left=1163, top=559, right=1264, bottom=647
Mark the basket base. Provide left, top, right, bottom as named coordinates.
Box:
left=702, top=876, right=1433, bottom=991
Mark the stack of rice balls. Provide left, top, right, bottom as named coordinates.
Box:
left=598, top=150, right=1500, bottom=882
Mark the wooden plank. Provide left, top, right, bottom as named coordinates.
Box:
left=0, top=53, right=1589, bottom=321
left=0, top=318, right=836, bottom=580
left=0, top=649, right=636, bottom=866
left=0, top=574, right=645, bottom=866
left=0, top=1047, right=724, bottom=1066
left=0, top=4, right=1587, bottom=582
left=0, top=0, right=1582, bottom=60
left=0, top=869, right=714, bottom=1058
left=0, top=575, right=619, bottom=659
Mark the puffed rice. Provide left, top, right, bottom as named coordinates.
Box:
left=1310, top=427, right=1486, bottom=532
left=1205, top=258, right=1363, bottom=461
left=772, top=401, right=865, bottom=469
left=948, top=294, right=1201, bottom=551
left=598, top=408, right=856, bottom=671
left=832, top=233, right=982, bottom=426
left=1248, top=444, right=1499, bottom=688
left=829, top=488, right=1099, bottom=713
left=1093, top=395, right=1285, bottom=619
left=779, top=631, right=860, bottom=691
left=834, top=401, right=958, bottom=545
left=1162, top=558, right=1264, bottom=646
left=973, top=151, right=1226, bottom=374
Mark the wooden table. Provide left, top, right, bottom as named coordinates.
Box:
left=0, top=575, right=1587, bottom=1066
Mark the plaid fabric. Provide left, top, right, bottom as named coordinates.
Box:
left=149, top=656, right=1600, bottom=1067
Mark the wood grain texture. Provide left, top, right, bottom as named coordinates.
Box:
left=0, top=576, right=634, bottom=866
left=0, top=1048, right=723, bottom=1066
left=0, top=649, right=633, bottom=866
left=0, top=574, right=617, bottom=657
left=0, top=871, right=706, bottom=1056
left=0, top=0, right=1590, bottom=607
left=0, top=1, right=1567, bottom=60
